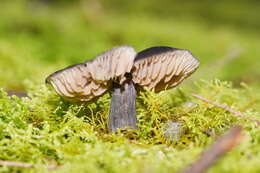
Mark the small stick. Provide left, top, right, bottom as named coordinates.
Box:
left=190, top=48, right=242, bottom=81
left=209, top=48, right=242, bottom=67
left=7, top=91, right=27, bottom=98
left=0, top=160, right=57, bottom=170
left=181, top=125, right=243, bottom=173
left=192, top=93, right=260, bottom=126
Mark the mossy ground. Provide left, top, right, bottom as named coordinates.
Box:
left=0, top=0, right=260, bottom=172
left=1, top=79, right=260, bottom=173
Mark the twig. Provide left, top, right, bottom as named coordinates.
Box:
left=0, top=160, right=58, bottom=170
left=189, top=48, right=242, bottom=82
left=209, top=48, right=242, bottom=67
left=181, top=125, right=243, bottom=173
left=192, top=93, right=260, bottom=126
left=7, top=91, right=28, bottom=98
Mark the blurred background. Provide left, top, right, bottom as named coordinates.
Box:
left=0, top=0, right=259, bottom=91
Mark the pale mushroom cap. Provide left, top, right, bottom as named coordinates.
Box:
left=132, top=46, right=200, bottom=92
left=46, top=45, right=200, bottom=102
left=46, top=46, right=136, bottom=102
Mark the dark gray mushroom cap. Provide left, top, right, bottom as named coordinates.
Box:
left=132, top=46, right=199, bottom=92
left=46, top=45, right=199, bottom=102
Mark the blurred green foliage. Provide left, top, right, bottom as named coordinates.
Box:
left=0, top=0, right=259, bottom=90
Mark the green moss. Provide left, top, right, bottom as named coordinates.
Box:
left=0, top=79, right=260, bottom=172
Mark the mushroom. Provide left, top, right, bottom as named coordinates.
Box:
left=46, top=45, right=199, bottom=132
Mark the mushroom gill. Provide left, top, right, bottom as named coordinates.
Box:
left=46, top=46, right=136, bottom=102
left=132, top=46, right=200, bottom=92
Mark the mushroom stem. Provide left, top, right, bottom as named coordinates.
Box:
left=109, top=80, right=137, bottom=132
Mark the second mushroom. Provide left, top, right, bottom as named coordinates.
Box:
left=46, top=46, right=200, bottom=132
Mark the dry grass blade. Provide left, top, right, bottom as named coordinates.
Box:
left=181, top=125, right=243, bottom=173
left=192, top=93, right=260, bottom=126
left=7, top=91, right=27, bottom=98
left=0, top=160, right=58, bottom=170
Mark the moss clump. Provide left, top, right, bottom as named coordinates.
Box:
left=0, top=79, right=259, bottom=172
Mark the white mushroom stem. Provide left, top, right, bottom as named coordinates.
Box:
left=109, top=80, right=137, bottom=132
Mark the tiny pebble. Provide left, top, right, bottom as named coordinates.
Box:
left=163, top=121, right=182, bottom=142
left=182, top=101, right=198, bottom=109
